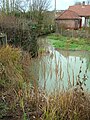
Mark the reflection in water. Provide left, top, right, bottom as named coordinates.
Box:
left=39, top=48, right=90, bottom=92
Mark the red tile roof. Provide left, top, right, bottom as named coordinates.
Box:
left=56, top=10, right=81, bottom=20
left=69, top=5, right=90, bottom=17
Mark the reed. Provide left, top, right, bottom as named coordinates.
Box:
left=0, top=45, right=90, bottom=120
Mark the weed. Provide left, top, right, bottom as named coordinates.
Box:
left=0, top=45, right=90, bottom=120
left=47, top=34, right=90, bottom=51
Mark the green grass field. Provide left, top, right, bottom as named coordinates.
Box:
left=47, top=34, right=90, bottom=51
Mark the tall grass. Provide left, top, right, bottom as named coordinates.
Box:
left=42, top=90, right=90, bottom=120
left=0, top=45, right=90, bottom=120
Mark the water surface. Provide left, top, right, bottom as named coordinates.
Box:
left=38, top=46, right=90, bottom=92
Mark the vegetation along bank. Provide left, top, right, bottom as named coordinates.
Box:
left=47, top=34, right=90, bottom=51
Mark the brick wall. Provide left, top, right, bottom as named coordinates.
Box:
left=56, top=19, right=80, bottom=29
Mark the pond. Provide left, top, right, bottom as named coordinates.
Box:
left=38, top=38, right=90, bottom=93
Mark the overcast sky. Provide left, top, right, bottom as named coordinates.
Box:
left=50, top=0, right=88, bottom=10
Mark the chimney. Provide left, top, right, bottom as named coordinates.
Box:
left=82, top=1, right=85, bottom=5
left=88, top=1, right=89, bottom=5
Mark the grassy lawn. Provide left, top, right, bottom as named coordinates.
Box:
left=47, top=34, right=90, bottom=51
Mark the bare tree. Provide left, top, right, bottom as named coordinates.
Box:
left=0, top=0, right=52, bottom=57
left=10, top=0, right=15, bottom=12
left=28, top=0, right=51, bottom=29
left=0, top=0, right=6, bottom=12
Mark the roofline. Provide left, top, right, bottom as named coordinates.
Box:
left=56, top=18, right=81, bottom=20
left=80, top=15, right=90, bottom=17
left=56, top=9, right=68, bottom=20
left=55, top=10, right=82, bottom=20
left=69, top=5, right=90, bottom=17
left=69, top=4, right=90, bottom=7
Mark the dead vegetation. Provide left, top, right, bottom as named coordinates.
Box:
left=0, top=46, right=90, bottom=120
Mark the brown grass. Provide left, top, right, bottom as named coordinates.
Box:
left=0, top=46, right=90, bottom=120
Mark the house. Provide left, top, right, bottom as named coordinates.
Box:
left=55, top=10, right=82, bottom=30
left=69, top=2, right=90, bottom=27
left=55, top=1, right=90, bottom=29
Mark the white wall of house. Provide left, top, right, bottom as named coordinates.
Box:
left=82, top=17, right=85, bottom=26
left=82, top=17, right=90, bottom=27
